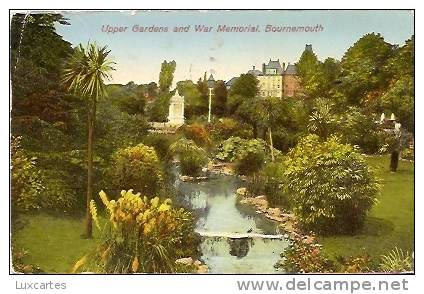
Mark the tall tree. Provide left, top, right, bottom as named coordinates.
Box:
left=149, top=60, right=176, bottom=121
left=62, top=43, right=115, bottom=238
left=296, top=48, right=325, bottom=98
left=212, top=80, right=228, bottom=116
left=229, top=73, right=259, bottom=99
left=11, top=13, right=74, bottom=128
left=340, top=33, right=395, bottom=106
left=158, top=60, right=176, bottom=93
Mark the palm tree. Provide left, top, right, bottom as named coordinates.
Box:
left=258, top=97, right=282, bottom=162
left=62, top=42, right=115, bottom=238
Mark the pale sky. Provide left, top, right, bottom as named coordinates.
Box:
left=54, top=10, right=414, bottom=85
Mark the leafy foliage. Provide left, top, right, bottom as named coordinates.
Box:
left=208, top=117, right=253, bottom=141
left=168, top=138, right=208, bottom=176
left=277, top=234, right=335, bottom=273
left=11, top=137, right=44, bottom=214
left=179, top=123, right=211, bottom=147
left=380, top=76, right=414, bottom=132
left=75, top=190, right=200, bottom=273
left=339, top=107, right=385, bottom=154
left=340, top=33, right=395, bottom=105
left=141, top=133, right=177, bottom=160
left=109, top=144, right=163, bottom=197
left=284, top=135, right=379, bottom=234
left=307, top=98, right=338, bottom=139
left=380, top=247, right=413, bottom=273
left=229, top=73, right=259, bottom=99
left=215, top=137, right=266, bottom=162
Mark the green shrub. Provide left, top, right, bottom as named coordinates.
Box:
left=168, top=138, right=208, bottom=176
left=401, top=148, right=414, bottom=161
left=39, top=170, right=76, bottom=212
left=179, top=123, right=211, bottom=147
left=262, top=162, right=289, bottom=207
left=380, top=247, right=413, bottom=273
left=284, top=135, right=379, bottom=234
left=11, top=136, right=44, bottom=214
left=74, top=190, right=200, bottom=273
left=339, top=107, right=385, bottom=154
left=216, top=137, right=266, bottom=162
left=276, top=234, right=335, bottom=273
left=209, top=118, right=253, bottom=141
left=234, top=144, right=265, bottom=176
left=142, top=133, right=176, bottom=160
left=109, top=143, right=163, bottom=197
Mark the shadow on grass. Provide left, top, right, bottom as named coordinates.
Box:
left=361, top=217, right=394, bottom=236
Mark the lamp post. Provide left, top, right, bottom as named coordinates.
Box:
left=207, top=74, right=216, bottom=123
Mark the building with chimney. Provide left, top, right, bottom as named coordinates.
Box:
left=226, top=44, right=311, bottom=98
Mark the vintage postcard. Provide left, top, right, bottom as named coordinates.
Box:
left=10, top=9, right=414, bottom=276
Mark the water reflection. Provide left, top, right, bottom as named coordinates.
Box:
left=228, top=238, right=252, bottom=258
left=176, top=173, right=288, bottom=273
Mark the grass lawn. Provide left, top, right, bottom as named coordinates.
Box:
left=13, top=214, right=99, bottom=273
left=320, top=155, right=414, bottom=263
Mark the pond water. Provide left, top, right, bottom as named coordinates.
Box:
left=176, top=173, right=288, bottom=274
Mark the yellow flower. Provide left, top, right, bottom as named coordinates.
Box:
left=131, top=256, right=139, bottom=272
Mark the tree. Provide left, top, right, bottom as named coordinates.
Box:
left=158, top=60, right=176, bottom=93
left=177, top=80, right=205, bottom=118
left=62, top=42, right=115, bottom=238
left=380, top=76, right=414, bottom=132
left=229, top=73, right=259, bottom=99
left=296, top=48, right=325, bottom=98
left=11, top=13, right=76, bottom=137
left=212, top=80, right=228, bottom=116
left=149, top=60, right=176, bottom=121
left=307, top=98, right=338, bottom=139
left=256, top=97, right=284, bottom=161
left=340, top=33, right=395, bottom=106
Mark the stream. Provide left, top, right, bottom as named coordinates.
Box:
left=175, top=172, right=288, bottom=274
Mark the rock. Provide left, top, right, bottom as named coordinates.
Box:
left=194, top=260, right=202, bottom=267
left=236, top=187, right=247, bottom=196
left=267, top=207, right=281, bottom=217
left=197, top=264, right=209, bottom=273
left=179, top=175, right=192, bottom=182
left=175, top=257, right=194, bottom=266
left=179, top=175, right=208, bottom=182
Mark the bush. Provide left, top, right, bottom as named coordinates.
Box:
left=234, top=144, right=265, bottom=176
left=168, top=138, right=208, bottom=176
left=339, top=107, right=385, bottom=154
left=142, top=133, right=176, bottom=160
left=262, top=162, right=289, bottom=207
left=109, top=143, right=163, bottom=197
left=39, top=170, right=76, bottom=212
left=284, top=135, right=379, bottom=234
left=11, top=136, right=44, bottom=214
left=401, top=148, right=414, bottom=161
left=73, top=190, right=200, bottom=273
left=179, top=123, right=211, bottom=147
left=208, top=118, right=253, bottom=141
left=216, top=136, right=266, bottom=162
left=276, top=234, right=335, bottom=273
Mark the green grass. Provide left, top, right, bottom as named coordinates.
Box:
left=13, top=214, right=99, bottom=273
left=320, top=155, right=414, bottom=262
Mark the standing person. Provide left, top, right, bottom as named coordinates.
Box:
left=390, top=123, right=402, bottom=172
